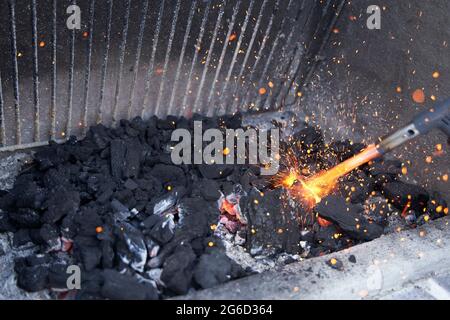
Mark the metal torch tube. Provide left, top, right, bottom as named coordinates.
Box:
left=376, top=123, right=421, bottom=155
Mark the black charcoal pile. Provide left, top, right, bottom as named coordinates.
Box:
left=0, top=113, right=447, bottom=299
left=0, top=114, right=252, bottom=299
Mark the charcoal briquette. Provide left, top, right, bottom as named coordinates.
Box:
left=193, top=251, right=242, bottom=289
left=149, top=217, right=175, bottom=245
left=9, top=208, right=41, bottom=228
left=101, top=269, right=158, bottom=300
left=13, top=229, right=32, bottom=247
left=382, top=181, right=429, bottom=211
left=315, top=195, right=384, bottom=241
left=17, top=265, right=49, bottom=292
left=43, top=186, right=80, bottom=223
left=198, top=164, right=234, bottom=180
left=160, top=244, right=196, bottom=295
left=0, top=210, right=17, bottom=232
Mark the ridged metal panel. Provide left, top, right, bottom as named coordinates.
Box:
left=0, top=0, right=344, bottom=151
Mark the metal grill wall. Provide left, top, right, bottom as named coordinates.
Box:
left=0, top=0, right=344, bottom=151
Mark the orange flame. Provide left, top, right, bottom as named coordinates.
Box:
left=280, top=145, right=381, bottom=207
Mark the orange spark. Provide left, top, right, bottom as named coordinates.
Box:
left=412, top=89, right=425, bottom=104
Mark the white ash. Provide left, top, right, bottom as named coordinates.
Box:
left=214, top=221, right=301, bottom=274
left=0, top=153, right=32, bottom=191
left=0, top=233, right=50, bottom=300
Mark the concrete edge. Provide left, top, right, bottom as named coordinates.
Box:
left=177, top=216, right=450, bottom=300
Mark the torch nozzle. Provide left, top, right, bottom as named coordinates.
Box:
left=377, top=98, right=450, bottom=155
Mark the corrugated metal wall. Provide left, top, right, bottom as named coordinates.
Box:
left=0, top=0, right=344, bottom=151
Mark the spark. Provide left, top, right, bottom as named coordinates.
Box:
left=412, top=88, right=425, bottom=104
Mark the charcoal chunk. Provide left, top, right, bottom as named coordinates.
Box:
left=0, top=190, right=15, bottom=210
left=37, top=223, right=60, bottom=246
left=339, top=172, right=372, bottom=204
left=316, top=195, right=383, bottom=241
left=9, top=208, right=41, bottom=228
left=243, top=188, right=301, bottom=254
left=161, top=244, right=196, bottom=295
left=101, top=240, right=115, bottom=269
left=13, top=229, right=32, bottom=247
left=123, top=138, right=142, bottom=178
left=17, top=266, right=49, bottom=292
left=194, top=251, right=242, bottom=289
left=48, top=263, right=70, bottom=289
left=124, top=179, right=138, bottom=190
left=157, top=117, right=177, bottom=130
left=193, top=179, right=221, bottom=201
left=314, top=224, right=342, bottom=251
left=0, top=210, right=16, bottom=232
left=382, top=182, right=429, bottom=211
left=110, top=139, right=127, bottom=178
left=151, top=164, right=186, bottom=187
left=87, top=124, right=110, bottom=149
left=25, top=253, right=52, bottom=266
left=142, top=214, right=162, bottom=231
left=178, top=198, right=219, bottom=239
left=74, top=208, right=103, bottom=236
left=43, top=186, right=80, bottom=223
left=149, top=216, right=175, bottom=245
left=73, top=236, right=102, bottom=271
left=198, top=164, right=233, bottom=180
left=12, top=181, right=45, bottom=210
left=219, top=113, right=242, bottom=129
left=34, top=144, right=67, bottom=170
left=293, top=126, right=324, bottom=152
left=101, top=269, right=158, bottom=300
left=130, top=116, right=147, bottom=133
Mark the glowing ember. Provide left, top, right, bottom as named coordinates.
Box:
left=317, top=216, right=333, bottom=227
left=218, top=192, right=247, bottom=225
left=412, top=88, right=425, bottom=103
